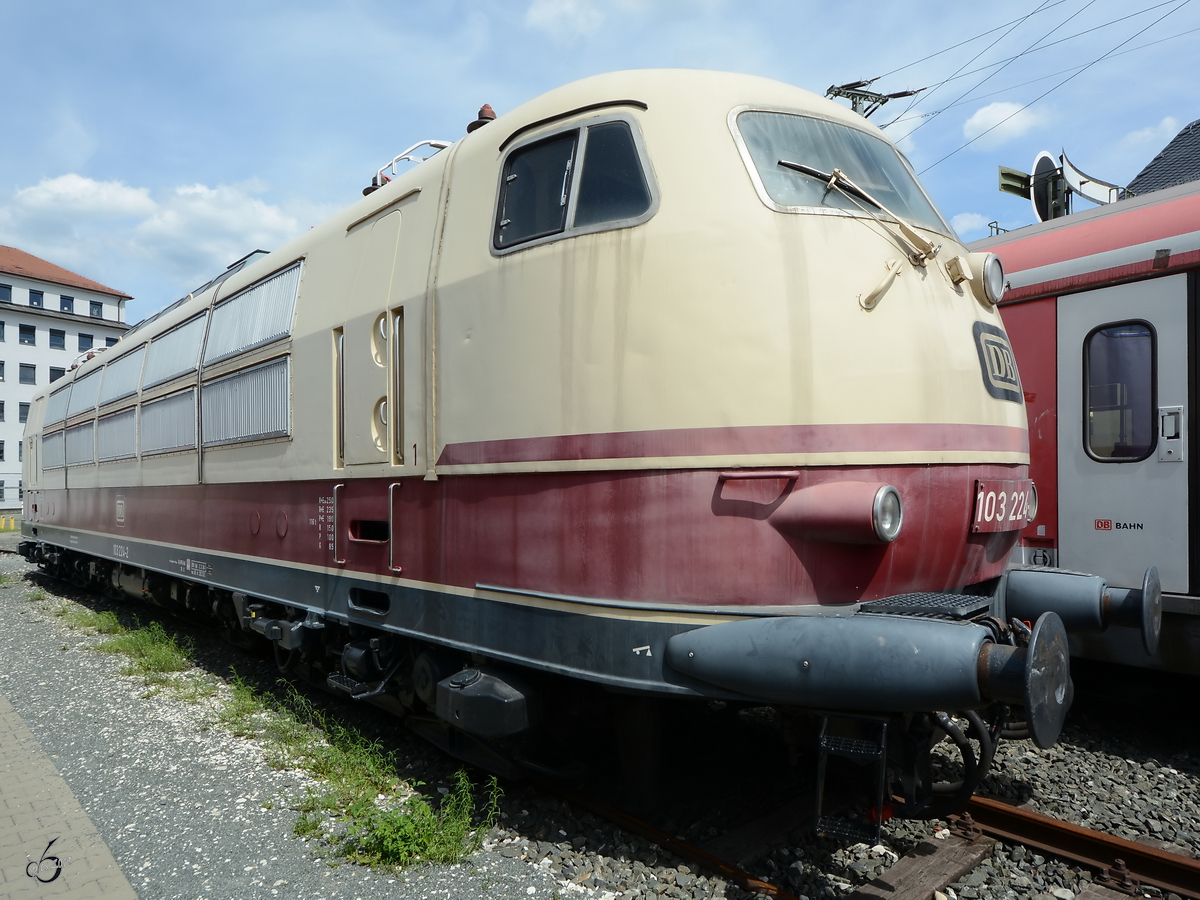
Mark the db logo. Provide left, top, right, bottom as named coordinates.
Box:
left=1095, top=519, right=1113, bottom=530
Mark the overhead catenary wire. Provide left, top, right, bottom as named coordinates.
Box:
left=880, top=0, right=1059, bottom=134
left=899, top=0, right=1100, bottom=139
left=876, top=0, right=1072, bottom=79
left=918, top=0, right=1194, bottom=174
left=880, top=0, right=1187, bottom=129
left=883, top=22, right=1200, bottom=128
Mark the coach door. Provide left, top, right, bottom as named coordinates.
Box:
left=1057, top=273, right=1189, bottom=592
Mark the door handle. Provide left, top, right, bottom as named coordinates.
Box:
left=1158, top=406, right=1185, bottom=462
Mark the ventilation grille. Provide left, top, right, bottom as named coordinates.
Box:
left=97, top=409, right=138, bottom=462
left=66, top=370, right=101, bottom=418
left=203, top=262, right=302, bottom=365
left=143, top=314, right=206, bottom=388
left=45, top=387, right=70, bottom=425
left=99, top=345, right=145, bottom=405
left=42, top=431, right=65, bottom=470
left=141, top=389, right=196, bottom=455
left=65, top=421, right=95, bottom=466
left=202, top=357, right=290, bottom=447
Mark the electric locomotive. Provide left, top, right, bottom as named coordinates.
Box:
left=19, top=70, right=1158, bottom=830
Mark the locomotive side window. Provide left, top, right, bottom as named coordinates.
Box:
left=494, top=132, right=578, bottom=248
left=732, top=109, right=951, bottom=237
left=45, top=385, right=71, bottom=425
left=42, top=431, right=65, bottom=470
left=1084, top=321, right=1155, bottom=462
left=65, top=421, right=95, bottom=467
left=574, top=121, right=652, bottom=227
left=493, top=115, right=657, bottom=253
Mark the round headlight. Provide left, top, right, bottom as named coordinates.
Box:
left=872, top=485, right=903, bottom=543
left=982, top=253, right=1006, bottom=305
left=1026, top=481, right=1038, bottom=523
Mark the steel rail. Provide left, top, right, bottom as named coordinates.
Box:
left=960, top=796, right=1200, bottom=898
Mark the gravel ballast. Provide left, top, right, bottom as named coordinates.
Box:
left=1, top=550, right=1197, bottom=900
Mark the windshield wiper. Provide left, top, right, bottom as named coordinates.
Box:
left=778, top=159, right=940, bottom=266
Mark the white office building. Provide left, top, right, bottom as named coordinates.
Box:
left=0, top=246, right=130, bottom=511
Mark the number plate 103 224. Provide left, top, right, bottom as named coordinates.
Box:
left=972, top=479, right=1036, bottom=533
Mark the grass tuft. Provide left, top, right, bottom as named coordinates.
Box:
left=97, top=620, right=194, bottom=676
left=57, top=607, right=125, bottom=634
left=342, top=769, right=501, bottom=867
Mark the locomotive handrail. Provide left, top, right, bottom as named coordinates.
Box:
left=717, top=469, right=802, bottom=480
left=333, top=483, right=346, bottom=566
left=387, top=482, right=403, bottom=574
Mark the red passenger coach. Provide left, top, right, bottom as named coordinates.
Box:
left=973, top=180, right=1200, bottom=674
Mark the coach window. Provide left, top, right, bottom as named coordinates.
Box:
left=1085, top=321, right=1155, bottom=462
left=493, top=114, right=656, bottom=253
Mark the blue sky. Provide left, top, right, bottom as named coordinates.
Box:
left=2, top=0, right=1197, bottom=321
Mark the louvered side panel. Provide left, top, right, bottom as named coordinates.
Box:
left=65, top=422, right=95, bottom=466
left=140, top=389, right=196, bottom=455
left=45, top=387, right=71, bottom=425
left=202, top=357, right=290, bottom=446
left=42, top=431, right=65, bottom=469
left=100, top=345, right=146, bottom=405
left=203, top=262, right=301, bottom=365
left=143, top=315, right=206, bottom=388
left=97, top=409, right=138, bottom=461
left=66, top=371, right=101, bottom=418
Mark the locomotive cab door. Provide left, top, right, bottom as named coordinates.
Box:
left=1057, top=273, right=1189, bottom=592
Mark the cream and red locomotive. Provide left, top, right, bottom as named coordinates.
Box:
left=20, top=70, right=1154, bottom=829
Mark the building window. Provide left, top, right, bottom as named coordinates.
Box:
left=29, top=290, right=43, bottom=308
left=17, top=480, right=22, bottom=499
left=0, top=284, right=10, bottom=303
left=18, top=364, right=34, bottom=385
left=0, top=321, right=4, bottom=341
left=0, top=362, right=5, bottom=381
left=18, top=325, right=34, bottom=346
left=1, top=442, right=5, bottom=461
left=78, top=333, right=93, bottom=352
left=90, top=300, right=103, bottom=318
left=18, top=402, right=28, bottom=423
left=17, top=442, right=20, bottom=463
left=0, top=401, right=5, bottom=420
left=50, top=367, right=65, bottom=383
left=49, top=328, right=66, bottom=350
left=106, top=337, right=118, bottom=347
left=0, top=481, right=5, bottom=501
left=60, top=295, right=74, bottom=313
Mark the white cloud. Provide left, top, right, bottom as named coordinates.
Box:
left=951, top=212, right=991, bottom=238
left=524, top=0, right=604, bottom=43
left=1120, top=116, right=1181, bottom=149
left=0, top=174, right=302, bottom=310
left=13, top=174, right=155, bottom=218
left=962, top=102, right=1047, bottom=150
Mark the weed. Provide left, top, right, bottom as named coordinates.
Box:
left=58, top=607, right=125, bottom=634
left=28, top=589, right=45, bottom=602
left=97, top=621, right=193, bottom=676
left=342, top=769, right=500, bottom=867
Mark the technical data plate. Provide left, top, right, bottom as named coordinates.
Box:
left=860, top=592, right=992, bottom=620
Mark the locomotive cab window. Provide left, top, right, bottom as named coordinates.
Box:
left=1084, top=321, right=1155, bottom=462
left=493, top=114, right=656, bottom=253
left=732, top=108, right=951, bottom=237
